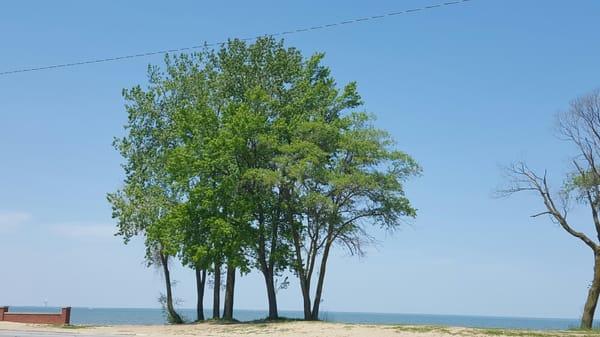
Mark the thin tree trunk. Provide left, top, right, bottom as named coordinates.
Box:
left=212, top=263, right=221, bottom=319
left=269, top=207, right=281, bottom=320
left=291, top=224, right=312, bottom=320
left=299, top=275, right=312, bottom=320
left=195, top=267, right=206, bottom=322
left=159, top=251, right=183, bottom=324
left=258, top=251, right=279, bottom=319
left=311, top=240, right=332, bottom=321
left=257, top=207, right=280, bottom=320
left=581, top=252, right=600, bottom=329
left=261, top=268, right=278, bottom=320
left=285, top=186, right=312, bottom=320
left=223, top=264, right=236, bottom=320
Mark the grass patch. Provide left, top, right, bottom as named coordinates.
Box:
left=471, top=329, right=553, bottom=337
left=244, top=316, right=304, bottom=324
left=389, top=325, right=600, bottom=337
left=196, top=318, right=245, bottom=325
left=391, top=325, right=452, bottom=334
left=458, top=327, right=598, bottom=337
left=566, top=329, right=600, bottom=336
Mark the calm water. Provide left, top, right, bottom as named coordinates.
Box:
left=9, top=306, right=582, bottom=330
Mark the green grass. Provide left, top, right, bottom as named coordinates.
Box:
left=390, top=325, right=452, bottom=334
left=388, top=325, right=600, bottom=337
left=240, top=316, right=304, bottom=324
left=567, top=328, right=600, bottom=335
left=469, top=328, right=562, bottom=337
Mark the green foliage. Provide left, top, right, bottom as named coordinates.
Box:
left=564, top=168, right=600, bottom=206
left=109, top=36, right=420, bottom=319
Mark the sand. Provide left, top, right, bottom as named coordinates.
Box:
left=0, top=320, right=594, bottom=337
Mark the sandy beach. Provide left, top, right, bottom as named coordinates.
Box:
left=0, top=321, right=596, bottom=337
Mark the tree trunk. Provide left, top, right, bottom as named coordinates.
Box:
left=223, top=264, right=236, bottom=320
left=283, top=186, right=312, bottom=320
left=258, top=252, right=279, bottom=320
left=311, top=240, right=332, bottom=321
left=261, top=268, right=279, bottom=320
left=159, top=251, right=183, bottom=324
left=195, top=267, right=206, bottom=322
left=581, top=252, right=600, bottom=329
left=212, top=263, right=221, bottom=319
left=291, top=229, right=312, bottom=320
left=257, top=207, right=280, bottom=320
left=223, top=265, right=236, bottom=321
left=298, top=272, right=312, bottom=320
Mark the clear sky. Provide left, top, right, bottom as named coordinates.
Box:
left=1, top=0, right=600, bottom=319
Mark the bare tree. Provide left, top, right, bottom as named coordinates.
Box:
left=500, top=89, right=600, bottom=329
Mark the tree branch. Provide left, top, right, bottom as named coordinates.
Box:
left=501, top=162, right=598, bottom=251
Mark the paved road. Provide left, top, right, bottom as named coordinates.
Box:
left=0, top=331, right=122, bottom=337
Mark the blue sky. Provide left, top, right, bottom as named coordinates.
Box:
left=1, top=0, right=600, bottom=319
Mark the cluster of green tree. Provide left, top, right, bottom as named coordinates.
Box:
left=107, top=37, right=420, bottom=323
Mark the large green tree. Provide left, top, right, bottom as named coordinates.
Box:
left=107, top=73, right=186, bottom=323
left=206, top=38, right=305, bottom=319
left=157, top=53, right=228, bottom=321
left=150, top=49, right=255, bottom=321
left=269, top=64, right=421, bottom=319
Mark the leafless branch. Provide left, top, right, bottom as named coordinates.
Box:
left=499, top=161, right=597, bottom=251
left=531, top=211, right=551, bottom=218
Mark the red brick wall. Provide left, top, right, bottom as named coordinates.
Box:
left=0, top=307, right=71, bottom=325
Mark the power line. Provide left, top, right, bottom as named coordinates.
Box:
left=0, top=0, right=473, bottom=77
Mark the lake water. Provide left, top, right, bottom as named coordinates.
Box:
left=8, top=306, right=583, bottom=330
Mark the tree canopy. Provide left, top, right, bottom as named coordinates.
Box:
left=109, top=36, right=420, bottom=322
